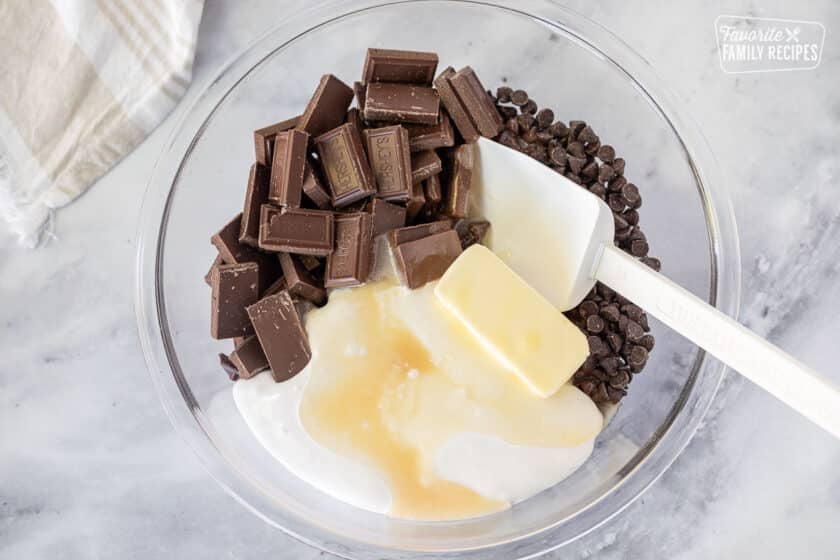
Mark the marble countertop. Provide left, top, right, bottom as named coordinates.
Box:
left=2, top=1, right=839, bottom=558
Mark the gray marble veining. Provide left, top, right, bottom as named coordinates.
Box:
left=2, top=1, right=839, bottom=558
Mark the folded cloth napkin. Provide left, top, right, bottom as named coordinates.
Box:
left=0, top=0, right=204, bottom=246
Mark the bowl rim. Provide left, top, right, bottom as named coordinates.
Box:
left=135, top=1, right=741, bottom=557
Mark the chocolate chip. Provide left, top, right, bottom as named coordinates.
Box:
left=564, top=172, right=582, bottom=185
left=533, top=109, right=553, bottom=129
left=568, top=120, right=586, bottom=138
left=581, top=161, right=599, bottom=181
left=630, top=239, right=649, bottom=257
left=621, top=183, right=641, bottom=206
left=608, top=193, right=626, bottom=213
left=536, top=131, right=554, bottom=144
left=640, top=334, right=656, bottom=351
left=587, top=335, right=605, bottom=355
left=593, top=383, right=610, bottom=403
left=505, top=117, right=519, bottom=133
left=511, top=89, right=529, bottom=106
left=586, top=315, right=606, bottom=334
left=549, top=146, right=567, bottom=166
left=567, top=141, right=586, bottom=158
left=567, top=155, right=586, bottom=174
left=521, top=99, right=538, bottom=114
left=499, top=105, right=518, bottom=120
left=496, top=86, right=513, bottom=103
left=612, top=157, right=626, bottom=175
left=600, top=304, right=621, bottom=323
left=615, top=227, right=632, bottom=241
left=548, top=121, right=569, bottom=138
left=628, top=346, right=648, bottom=371
left=589, top=184, right=606, bottom=198
left=597, top=144, right=616, bottom=162
left=621, top=304, right=644, bottom=323
left=584, top=139, right=601, bottom=156
left=578, top=300, right=599, bottom=318
left=606, top=332, right=624, bottom=352
left=641, top=256, right=661, bottom=271
left=599, top=356, right=620, bottom=374
left=578, top=125, right=598, bottom=144
left=517, top=113, right=535, bottom=131
left=598, top=164, right=615, bottom=183
left=614, top=213, right=629, bottom=230
left=623, top=209, right=639, bottom=225
left=609, top=370, right=631, bottom=389
left=625, top=321, right=645, bottom=342
left=608, top=175, right=627, bottom=192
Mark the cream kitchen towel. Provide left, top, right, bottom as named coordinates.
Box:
left=0, top=0, right=204, bottom=246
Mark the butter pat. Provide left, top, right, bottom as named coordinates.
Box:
left=434, top=245, right=589, bottom=398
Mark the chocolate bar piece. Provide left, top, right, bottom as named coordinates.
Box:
left=406, top=180, right=425, bottom=223
left=212, top=213, right=283, bottom=292
left=353, top=81, right=366, bottom=110
left=423, top=175, right=443, bottom=216
left=239, top=163, right=271, bottom=247
left=279, top=253, right=326, bottom=305
left=407, top=112, right=455, bottom=152
left=299, top=254, right=322, bottom=272
left=204, top=254, right=222, bottom=286
left=259, top=205, right=334, bottom=256
left=362, top=48, right=439, bottom=85
left=434, top=67, right=480, bottom=143
left=297, top=74, right=354, bottom=137
left=219, top=353, right=240, bottom=381
left=254, top=115, right=299, bottom=166
left=345, top=107, right=365, bottom=135
left=387, top=220, right=452, bottom=247
left=363, top=125, right=412, bottom=202
left=315, top=122, right=376, bottom=207
left=301, top=163, right=332, bottom=210
left=363, top=83, right=440, bottom=125
left=247, top=291, right=311, bottom=382
left=325, top=212, right=374, bottom=288
left=229, top=335, right=269, bottom=379
left=367, top=198, right=406, bottom=237
left=444, top=144, right=475, bottom=218
left=211, top=262, right=259, bottom=339
left=391, top=229, right=462, bottom=289
left=410, top=150, right=442, bottom=184
left=448, top=66, right=504, bottom=138
left=269, top=129, right=308, bottom=207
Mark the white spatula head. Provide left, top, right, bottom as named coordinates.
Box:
left=472, top=138, right=615, bottom=311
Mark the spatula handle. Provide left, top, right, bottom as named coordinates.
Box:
left=595, top=244, right=840, bottom=439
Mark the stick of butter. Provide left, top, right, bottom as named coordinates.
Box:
left=434, top=244, right=589, bottom=398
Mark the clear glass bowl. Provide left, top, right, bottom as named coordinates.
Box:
left=135, top=1, right=740, bottom=558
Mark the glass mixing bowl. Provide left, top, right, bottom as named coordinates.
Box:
left=135, top=1, right=740, bottom=557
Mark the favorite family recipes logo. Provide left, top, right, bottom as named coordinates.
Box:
left=714, top=15, right=825, bottom=73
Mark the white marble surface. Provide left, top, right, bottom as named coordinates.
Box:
left=2, top=0, right=839, bottom=558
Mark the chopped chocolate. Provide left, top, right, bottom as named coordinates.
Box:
left=239, top=163, right=271, bottom=247
left=448, top=66, right=504, bottom=138
left=204, top=254, right=222, bottom=286
left=219, top=353, right=240, bottom=381
left=296, top=74, right=354, bottom=137
left=391, top=229, right=462, bottom=289
left=268, top=130, right=308, bottom=207
left=362, top=48, right=438, bottom=85
left=363, top=125, right=412, bottom=202
left=279, top=253, right=327, bottom=305
left=367, top=198, right=406, bottom=236
left=444, top=144, right=474, bottom=218
left=363, top=83, right=440, bottom=125
left=258, top=205, right=334, bottom=256
left=387, top=220, right=452, bottom=247
left=315, top=122, right=377, bottom=207
left=434, top=67, right=480, bottom=143
left=410, top=150, right=442, bottom=184
left=301, top=162, right=332, bottom=210
left=325, top=212, right=374, bottom=288
left=230, top=335, right=269, bottom=379
left=406, top=112, right=455, bottom=152
left=254, top=115, right=299, bottom=166
left=299, top=254, right=322, bottom=272
left=247, top=291, right=311, bottom=382
left=212, top=213, right=283, bottom=292
left=211, top=262, right=259, bottom=339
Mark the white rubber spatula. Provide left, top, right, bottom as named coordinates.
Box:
left=473, top=138, right=840, bottom=438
